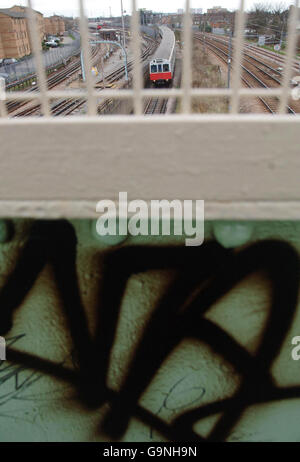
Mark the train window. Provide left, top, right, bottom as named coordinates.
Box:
left=163, top=64, right=169, bottom=72
left=151, top=64, right=157, bottom=73
left=158, top=64, right=162, bottom=72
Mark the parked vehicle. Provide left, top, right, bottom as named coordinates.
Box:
left=45, top=40, right=58, bottom=48
left=0, top=58, right=17, bottom=66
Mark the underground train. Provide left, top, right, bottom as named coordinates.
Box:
left=149, top=26, right=176, bottom=86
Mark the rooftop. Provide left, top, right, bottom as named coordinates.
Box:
left=0, top=6, right=43, bottom=18
left=0, top=8, right=26, bottom=18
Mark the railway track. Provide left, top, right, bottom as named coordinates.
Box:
left=96, top=35, right=157, bottom=87
left=195, top=33, right=297, bottom=114
left=55, top=35, right=159, bottom=117
left=12, top=34, right=159, bottom=117
left=245, top=43, right=300, bottom=72
left=6, top=28, right=127, bottom=93
left=7, top=47, right=100, bottom=116
left=205, top=32, right=300, bottom=72
left=144, top=97, right=168, bottom=114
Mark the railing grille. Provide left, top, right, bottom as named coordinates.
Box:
left=0, top=0, right=299, bottom=118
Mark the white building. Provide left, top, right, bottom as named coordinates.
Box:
left=177, top=8, right=203, bottom=14
left=191, top=8, right=203, bottom=14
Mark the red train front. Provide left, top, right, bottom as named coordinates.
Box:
left=149, top=58, right=172, bottom=85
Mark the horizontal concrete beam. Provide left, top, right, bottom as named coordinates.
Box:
left=0, top=115, right=299, bottom=218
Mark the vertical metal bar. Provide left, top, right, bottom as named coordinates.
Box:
left=78, top=0, right=97, bottom=115
left=182, top=0, right=192, bottom=114
left=27, top=0, right=50, bottom=116
left=278, top=1, right=299, bottom=114
left=0, top=77, right=8, bottom=118
left=230, top=0, right=246, bottom=114
left=131, top=0, right=143, bottom=114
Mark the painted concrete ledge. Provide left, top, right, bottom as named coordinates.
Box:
left=0, top=115, right=299, bottom=219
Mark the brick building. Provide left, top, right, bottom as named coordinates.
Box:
left=0, top=5, right=45, bottom=59
left=44, top=15, right=65, bottom=37
left=0, top=8, right=31, bottom=59
left=0, top=34, right=4, bottom=57
left=205, top=7, right=234, bottom=32
left=207, top=6, right=228, bottom=14
left=10, top=5, right=45, bottom=46
left=98, top=29, right=117, bottom=41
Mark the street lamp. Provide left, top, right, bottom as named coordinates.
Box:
left=120, top=0, right=126, bottom=49
left=227, top=30, right=233, bottom=88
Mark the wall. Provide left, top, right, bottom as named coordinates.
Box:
left=0, top=34, right=4, bottom=58
left=44, top=16, right=65, bottom=37
left=0, top=219, right=300, bottom=442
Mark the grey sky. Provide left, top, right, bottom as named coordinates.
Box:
left=0, top=0, right=294, bottom=18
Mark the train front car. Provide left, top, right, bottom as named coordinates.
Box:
left=149, top=26, right=175, bottom=86
left=150, top=59, right=172, bottom=85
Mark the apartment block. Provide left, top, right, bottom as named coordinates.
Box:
left=0, top=34, right=4, bottom=58
left=44, top=16, right=65, bottom=37
left=0, top=9, right=31, bottom=59
left=11, top=5, right=45, bottom=45
left=207, top=6, right=229, bottom=14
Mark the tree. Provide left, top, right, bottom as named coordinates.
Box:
left=246, top=2, right=289, bottom=38
left=270, top=3, right=289, bottom=40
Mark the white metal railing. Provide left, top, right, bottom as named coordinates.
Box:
left=0, top=1, right=300, bottom=221
left=0, top=0, right=299, bottom=117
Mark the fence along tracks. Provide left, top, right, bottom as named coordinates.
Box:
left=7, top=48, right=99, bottom=116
